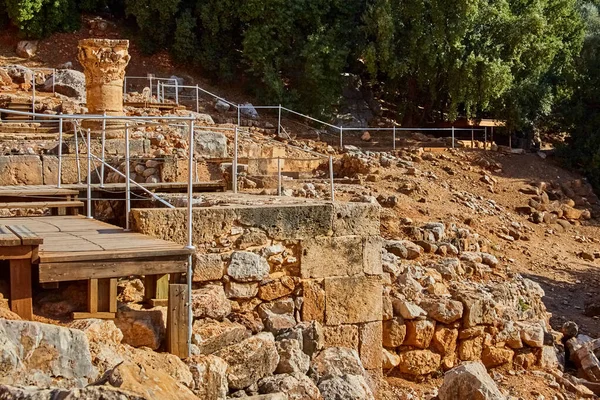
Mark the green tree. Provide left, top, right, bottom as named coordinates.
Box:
left=362, top=0, right=584, bottom=128
left=557, top=2, right=600, bottom=191
left=124, top=0, right=181, bottom=53
left=5, top=0, right=80, bottom=38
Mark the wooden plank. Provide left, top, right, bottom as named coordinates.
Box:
left=0, top=201, right=84, bottom=209
left=9, top=258, right=33, bottom=320
left=8, top=225, right=44, bottom=245
left=0, top=187, right=78, bottom=197
left=144, top=274, right=169, bottom=303
left=39, top=257, right=188, bottom=282
left=72, top=312, right=115, bottom=319
left=88, top=279, right=98, bottom=313
left=0, top=225, right=21, bottom=246
left=0, top=245, right=32, bottom=260
left=38, top=248, right=193, bottom=264
left=167, top=283, right=189, bottom=358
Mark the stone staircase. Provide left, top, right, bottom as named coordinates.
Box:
left=1, top=101, right=33, bottom=121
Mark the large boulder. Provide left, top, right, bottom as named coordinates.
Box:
left=69, top=319, right=125, bottom=374
left=311, top=347, right=366, bottom=383
left=259, top=373, right=321, bottom=400
left=317, top=374, right=374, bottom=400
left=438, top=361, right=505, bottom=400
left=42, top=70, right=86, bottom=101
left=187, top=354, right=228, bottom=399
left=0, top=319, right=98, bottom=388
left=194, top=131, right=227, bottom=158
left=0, top=384, right=147, bottom=399
left=97, top=361, right=197, bottom=400
left=4, top=65, right=33, bottom=84
left=16, top=41, right=38, bottom=58
left=214, top=332, right=280, bottom=390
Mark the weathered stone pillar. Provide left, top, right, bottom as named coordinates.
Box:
left=77, top=39, right=130, bottom=116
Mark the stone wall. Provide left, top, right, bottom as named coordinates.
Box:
left=130, top=202, right=384, bottom=372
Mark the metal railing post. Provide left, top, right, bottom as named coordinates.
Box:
left=57, top=114, right=63, bottom=188
left=329, top=155, right=335, bottom=202
left=86, top=128, right=92, bottom=219
left=74, top=123, right=81, bottom=183
left=339, top=127, right=343, bottom=149
left=277, top=157, right=282, bottom=196
left=52, top=72, right=55, bottom=95
left=123, top=77, right=127, bottom=97
left=277, top=104, right=282, bottom=137
left=149, top=76, right=153, bottom=100
left=100, top=112, right=106, bottom=187
left=175, top=80, right=179, bottom=105
left=484, top=127, right=487, bottom=150
left=237, top=105, right=241, bottom=127
left=196, top=85, right=199, bottom=113
left=393, top=126, right=396, bottom=150
left=471, top=127, right=474, bottom=149
left=32, top=75, right=36, bottom=113
left=451, top=126, right=455, bottom=148
left=125, top=123, right=131, bottom=231
left=186, top=117, right=195, bottom=358
left=233, top=127, right=238, bottom=193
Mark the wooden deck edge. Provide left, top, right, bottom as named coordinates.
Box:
left=38, top=256, right=189, bottom=283
left=38, top=247, right=194, bottom=263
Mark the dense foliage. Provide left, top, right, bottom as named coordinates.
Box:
left=3, top=0, right=600, bottom=189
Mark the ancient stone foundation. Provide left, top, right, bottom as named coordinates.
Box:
left=130, top=202, right=384, bottom=372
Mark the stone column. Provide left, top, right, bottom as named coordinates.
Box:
left=77, top=39, right=130, bottom=116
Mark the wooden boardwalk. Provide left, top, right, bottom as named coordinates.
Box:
left=1, top=215, right=192, bottom=282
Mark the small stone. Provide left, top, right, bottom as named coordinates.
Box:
left=382, top=349, right=401, bottom=370
left=258, top=298, right=296, bottom=333
left=395, top=300, right=427, bottom=319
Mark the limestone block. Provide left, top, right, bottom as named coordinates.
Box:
left=191, top=286, right=231, bottom=321
left=224, top=280, right=259, bottom=299
left=258, top=373, right=320, bottom=400
left=324, top=276, right=382, bottom=325
left=458, top=336, right=484, bottom=361
left=396, top=350, right=441, bottom=376
left=383, top=318, right=406, bottom=348
left=115, top=309, right=166, bottom=350
left=359, top=321, right=382, bottom=370
left=192, top=319, right=250, bottom=355
left=404, top=319, right=436, bottom=348
left=431, top=325, right=458, bottom=358
left=236, top=204, right=334, bottom=240
left=258, top=298, right=296, bottom=333
left=42, top=155, right=87, bottom=185
left=192, top=253, right=224, bottom=282
left=0, top=155, right=42, bottom=185
left=301, top=280, right=325, bottom=323
left=481, top=346, right=514, bottom=368
left=324, top=325, right=359, bottom=349
left=332, top=203, right=380, bottom=237
left=363, top=236, right=383, bottom=276
left=258, top=276, right=296, bottom=301
left=301, top=236, right=363, bottom=278
left=275, top=339, right=310, bottom=374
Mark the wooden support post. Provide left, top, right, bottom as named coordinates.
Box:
left=144, top=274, right=170, bottom=307
left=73, top=277, right=117, bottom=319
left=98, top=278, right=117, bottom=313
left=167, top=283, right=189, bottom=358
left=88, top=278, right=98, bottom=313
left=9, top=258, right=33, bottom=320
